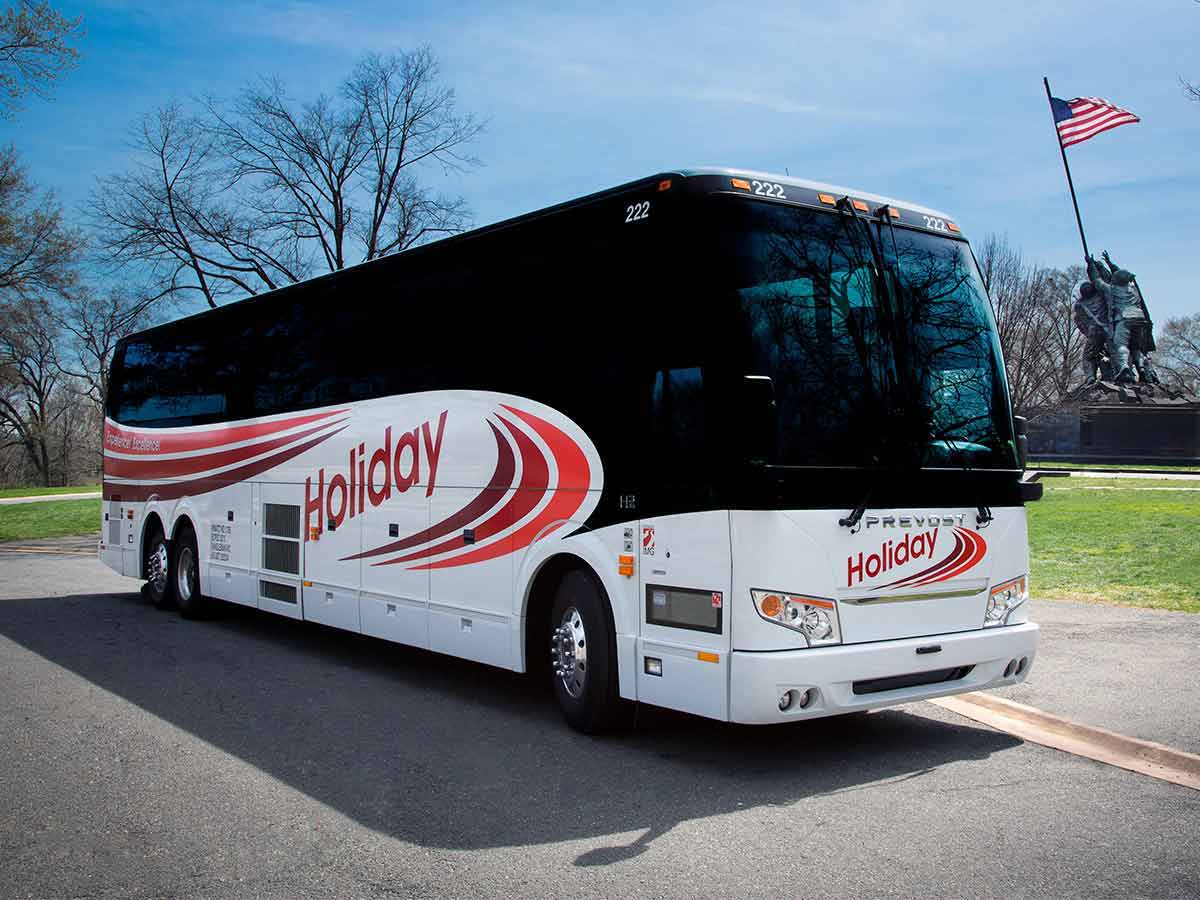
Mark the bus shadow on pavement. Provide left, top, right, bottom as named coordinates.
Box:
left=0, top=589, right=1020, bottom=862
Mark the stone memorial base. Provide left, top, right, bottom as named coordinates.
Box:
left=1027, top=381, right=1200, bottom=464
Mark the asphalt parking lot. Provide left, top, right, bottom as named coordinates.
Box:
left=1, top=543, right=1197, bottom=899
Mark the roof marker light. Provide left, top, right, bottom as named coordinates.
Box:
left=852, top=199, right=869, bottom=212
left=818, top=193, right=837, bottom=205
left=658, top=179, right=672, bottom=191
left=731, top=178, right=752, bottom=190
left=947, top=222, right=961, bottom=233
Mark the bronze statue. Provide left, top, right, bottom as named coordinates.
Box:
left=1085, top=250, right=1158, bottom=384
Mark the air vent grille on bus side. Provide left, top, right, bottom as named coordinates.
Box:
left=259, top=580, right=297, bottom=605
left=262, top=538, right=299, bottom=574
left=264, top=503, right=300, bottom=539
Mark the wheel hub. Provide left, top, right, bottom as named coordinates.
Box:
left=550, top=606, right=588, bottom=698
left=148, top=542, right=168, bottom=593
left=176, top=545, right=194, bottom=603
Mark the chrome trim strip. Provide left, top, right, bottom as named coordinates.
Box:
left=841, top=588, right=981, bottom=606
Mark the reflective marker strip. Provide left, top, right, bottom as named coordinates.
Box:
left=697, top=651, right=720, bottom=664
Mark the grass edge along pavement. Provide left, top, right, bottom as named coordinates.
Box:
left=0, top=484, right=100, bottom=499
left=0, top=498, right=101, bottom=542
left=1027, top=477, right=1200, bottom=614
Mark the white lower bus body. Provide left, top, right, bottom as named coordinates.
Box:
left=100, top=391, right=1037, bottom=725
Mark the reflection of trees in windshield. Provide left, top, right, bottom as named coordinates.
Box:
left=725, top=202, right=1014, bottom=469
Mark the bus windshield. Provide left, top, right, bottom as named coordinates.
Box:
left=713, top=198, right=1017, bottom=471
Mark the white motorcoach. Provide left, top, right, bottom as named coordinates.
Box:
left=100, top=168, right=1041, bottom=731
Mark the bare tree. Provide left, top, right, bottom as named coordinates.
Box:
left=1156, top=314, right=1200, bottom=394
left=91, top=46, right=483, bottom=310
left=0, top=145, right=82, bottom=299
left=0, top=295, right=67, bottom=484
left=54, top=284, right=156, bottom=408
left=0, top=0, right=82, bottom=116
left=977, top=234, right=1056, bottom=416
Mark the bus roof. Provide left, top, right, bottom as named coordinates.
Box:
left=120, top=166, right=964, bottom=342
left=674, top=166, right=959, bottom=222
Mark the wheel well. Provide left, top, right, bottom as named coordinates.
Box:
left=523, top=554, right=614, bottom=680
left=170, top=515, right=197, bottom=546
left=140, top=513, right=165, bottom=577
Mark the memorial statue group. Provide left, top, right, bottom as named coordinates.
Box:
left=1073, top=250, right=1159, bottom=385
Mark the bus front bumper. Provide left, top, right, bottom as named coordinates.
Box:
left=728, top=621, right=1039, bottom=724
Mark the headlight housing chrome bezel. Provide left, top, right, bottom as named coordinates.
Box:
left=751, top=589, right=842, bottom=647
left=985, top=575, right=1028, bottom=627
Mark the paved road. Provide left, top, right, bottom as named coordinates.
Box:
left=988, top=599, right=1200, bottom=754
left=1, top=550, right=1197, bottom=900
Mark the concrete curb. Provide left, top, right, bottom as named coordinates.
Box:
left=929, top=692, right=1200, bottom=791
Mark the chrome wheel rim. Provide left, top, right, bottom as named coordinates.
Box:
left=176, top=545, right=195, bottom=604
left=551, top=606, right=588, bottom=698
left=148, top=541, right=168, bottom=595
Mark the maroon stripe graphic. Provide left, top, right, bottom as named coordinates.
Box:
left=104, top=420, right=341, bottom=480
left=918, top=528, right=986, bottom=585
left=103, top=425, right=347, bottom=502
left=880, top=528, right=963, bottom=590
left=343, top=420, right=516, bottom=562
left=104, top=409, right=346, bottom=456
left=412, top=404, right=591, bottom=571
left=374, top=413, right=550, bottom=567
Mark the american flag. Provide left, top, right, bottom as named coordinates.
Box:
left=1050, top=95, right=1140, bottom=148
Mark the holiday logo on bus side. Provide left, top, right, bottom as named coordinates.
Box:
left=304, top=397, right=603, bottom=571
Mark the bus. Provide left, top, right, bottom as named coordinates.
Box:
left=99, top=167, right=1042, bottom=732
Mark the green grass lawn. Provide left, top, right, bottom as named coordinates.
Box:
left=1028, top=477, right=1200, bottom=613
left=1028, top=460, right=1200, bottom=472
left=0, top=484, right=100, bottom=499
left=0, top=498, right=101, bottom=542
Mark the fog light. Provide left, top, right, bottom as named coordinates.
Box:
left=644, top=657, right=662, bottom=677
left=1004, top=659, right=1016, bottom=678
left=797, top=688, right=814, bottom=709
left=1016, top=656, right=1028, bottom=675
left=779, top=690, right=795, bottom=711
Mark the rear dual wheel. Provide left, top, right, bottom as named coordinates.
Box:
left=171, top=526, right=207, bottom=619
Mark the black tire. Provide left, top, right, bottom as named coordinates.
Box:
left=142, top=524, right=174, bottom=610
left=549, top=569, right=624, bottom=733
left=170, top=525, right=207, bottom=619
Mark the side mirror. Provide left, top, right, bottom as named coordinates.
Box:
left=1012, top=415, right=1029, bottom=470
left=741, top=375, right=777, bottom=464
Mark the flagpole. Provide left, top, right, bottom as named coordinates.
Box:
left=1043, top=76, right=1090, bottom=260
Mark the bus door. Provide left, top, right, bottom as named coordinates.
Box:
left=635, top=365, right=731, bottom=721
left=253, top=482, right=305, bottom=621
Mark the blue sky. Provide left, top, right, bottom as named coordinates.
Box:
left=8, top=0, right=1200, bottom=319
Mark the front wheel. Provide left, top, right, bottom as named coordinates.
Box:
left=549, top=570, right=624, bottom=733
left=171, top=526, right=207, bottom=619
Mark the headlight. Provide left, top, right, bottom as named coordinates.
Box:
left=751, top=590, right=842, bottom=647
left=985, top=576, right=1028, bottom=627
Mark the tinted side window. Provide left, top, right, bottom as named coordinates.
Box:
left=111, top=317, right=242, bottom=427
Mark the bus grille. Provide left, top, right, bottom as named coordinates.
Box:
left=852, top=666, right=974, bottom=696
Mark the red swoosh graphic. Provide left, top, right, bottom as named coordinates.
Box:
left=104, top=420, right=340, bottom=480
left=411, top=405, right=589, bottom=571
left=104, top=409, right=346, bottom=456
left=880, top=528, right=961, bottom=590
left=103, top=425, right=347, bottom=502
left=375, top=413, right=550, bottom=567
left=916, top=528, right=987, bottom=585
left=344, top=420, right=516, bottom=562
